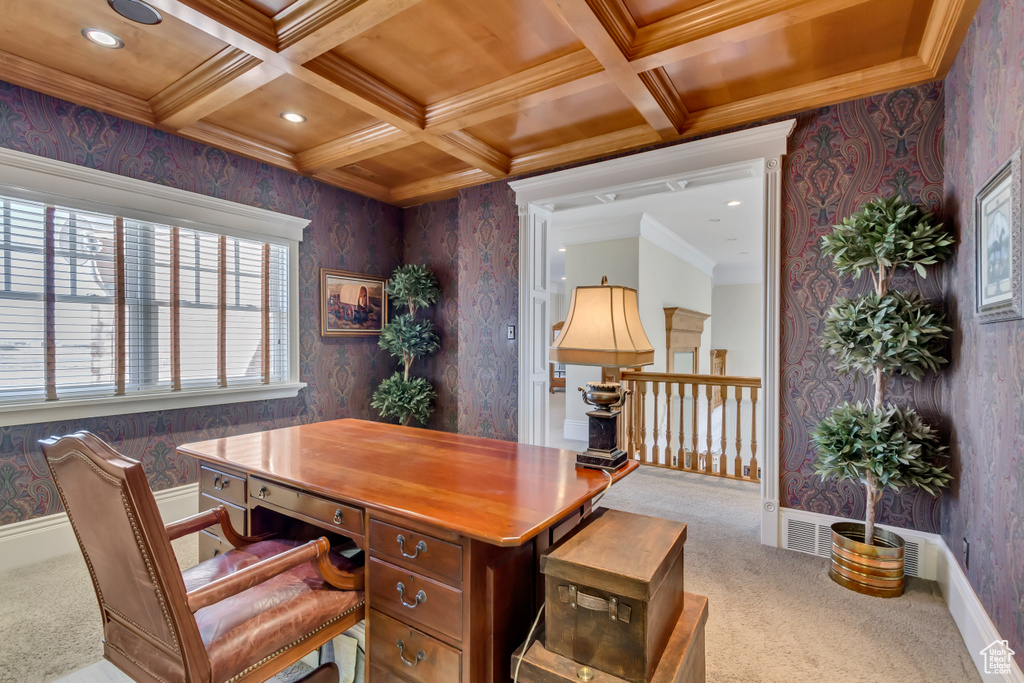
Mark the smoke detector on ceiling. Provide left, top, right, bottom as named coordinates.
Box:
left=108, top=0, right=163, bottom=25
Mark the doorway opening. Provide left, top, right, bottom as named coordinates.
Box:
left=510, top=120, right=795, bottom=547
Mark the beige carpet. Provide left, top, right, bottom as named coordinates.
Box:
left=0, top=468, right=977, bottom=682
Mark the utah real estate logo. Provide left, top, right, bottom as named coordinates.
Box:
left=980, top=639, right=1015, bottom=676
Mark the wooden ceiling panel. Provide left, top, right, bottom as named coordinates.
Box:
left=464, top=82, right=648, bottom=157
left=622, top=0, right=716, bottom=27
left=202, top=74, right=380, bottom=153
left=329, top=0, right=584, bottom=105
left=244, top=0, right=302, bottom=16
left=352, top=143, right=471, bottom=187
left=664, top=0, right=933, bottom=112
left=0, top=0, right=228, bottom=100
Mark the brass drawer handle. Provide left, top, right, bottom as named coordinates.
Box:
left=397, top=534, right=427, bottom=558
left=257, top=486, right=267, bottom=499
left=396, top=639, right=425, bottom=667
left=212, top=475, right=229, bottom=491
left=333, top=508, right=344, bottom=525
left=396, top=582, right=426, bottom=608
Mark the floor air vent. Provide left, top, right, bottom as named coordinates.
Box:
left=783, top=517, right=922, bottom=578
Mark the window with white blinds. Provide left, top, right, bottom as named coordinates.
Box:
left=0, top=193, right=290, bottom=407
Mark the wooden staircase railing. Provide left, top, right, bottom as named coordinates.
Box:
left=620, top=372, right=762, bottom=483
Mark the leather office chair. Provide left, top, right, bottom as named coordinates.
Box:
left=40, top=431, right=366, bottom=683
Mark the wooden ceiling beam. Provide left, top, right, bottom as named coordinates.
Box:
left=509, top=124, right=660, bottom=176
left=275, top=0, right=426, bottom=63
left=917, top=0, right=981, bottom=77
left=390, top=168, right=493, bottom=206
left=296, top=122, right=411, bottom=172
left=540, top=0, right=681, bottom=138
left=0, top=49, right=156, bottom=125
left=149, top=49, right=281, bottom=129
left=424, top=50, right=606, bottom=134
left=172, top=0, right=277, bottom=49
left=178, top=120, right=300, bottom=171
left=628, top=0, right=873, bottom=72
left=313, top=168, right=394, bottom=203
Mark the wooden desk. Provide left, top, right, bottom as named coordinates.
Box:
left=178, top=419, right=637, bottom=683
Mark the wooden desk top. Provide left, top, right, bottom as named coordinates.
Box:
left=178, top=419, right=637, bottom=547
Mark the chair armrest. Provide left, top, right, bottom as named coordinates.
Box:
left=165, top=505, right=273, bottom=545
left=188, top=537, right=331, bottom=612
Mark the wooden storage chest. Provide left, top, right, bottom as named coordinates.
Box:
left=540, top=509, right=686, bottom=683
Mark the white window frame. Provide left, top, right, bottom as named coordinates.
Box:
left=0, top=147, right=308, bottom=426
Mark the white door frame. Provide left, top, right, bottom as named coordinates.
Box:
left=510, top=119, right=796, bottom=547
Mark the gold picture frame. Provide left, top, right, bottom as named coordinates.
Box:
left=320, top=268, right=388, bottom=336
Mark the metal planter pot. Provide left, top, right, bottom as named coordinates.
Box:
left=829, top=522, right=905, bottom=598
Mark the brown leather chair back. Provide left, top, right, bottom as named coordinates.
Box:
left=41, top=432, right=210, bottom=683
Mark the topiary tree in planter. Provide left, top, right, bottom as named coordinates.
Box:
left=811, top=196, right=954, bottom=596
left=371, top=264, right=440, bottom=426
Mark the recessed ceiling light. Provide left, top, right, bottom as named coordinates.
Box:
left=107, top=0, right=162, bottom=25
left=709, top=218, right=721, bottom=223
left=280, top=112, right=306, bottom=124
left=561, top=276, right=566, bottom=280
left=727, top=200, right=742, bottom=206
left=739, top=251, right=750, bottom=255
left=558, top=247, right=566, bottom=252
left=82, top=28, right=124, bottom=49
left=725, top=238, right=738, bottom=242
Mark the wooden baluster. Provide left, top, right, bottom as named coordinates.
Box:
left=704, top=384, right=713, bottom=474
left=652, top=382, right=661, bottom=465
left=749, top=386, right=759, bottom=481
left=690, top=382, right=699, bottom=470
left=639, top=380, right=648, bottom=464
left=678, top=383, right=686, bottom=469
left=622, top=382, right=630, bottom=456
left=664, top=382, right=674, bottom=467
left=718, top=385, right=728, bottom=476
left=734, top=386, right=744, bottom=480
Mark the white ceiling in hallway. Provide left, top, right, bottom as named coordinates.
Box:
left=548, top=175, right=764, bottom=286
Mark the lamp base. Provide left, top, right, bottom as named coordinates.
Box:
left=576, top=447, right=628, bottom=471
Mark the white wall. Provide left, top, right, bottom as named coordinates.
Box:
left=563, top=238, right=640, bottom=427
left=638, top=238, right=713, bottom=374
left=710, top=283, right=763, bottom=378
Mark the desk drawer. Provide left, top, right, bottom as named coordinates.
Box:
left=370, top=519, right=462, bottom=584
left=199, top=466, right=246, bottom=507
left=199, top=493, right=247, bottom=542
left=369, top=558, right=462, bottom=642
left=368, top=609, right=460, bottom=683
left=249, top=476, right=363, bottom=538
left=198, top=530, right=233, bottom=562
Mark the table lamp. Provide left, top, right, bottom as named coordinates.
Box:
left=551, top=277, right=654, bottom=471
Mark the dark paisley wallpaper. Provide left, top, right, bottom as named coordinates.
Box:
left=779, top=83, right=947, bottom=533
left=942, top=0, right=1024, bottom=665
left=0, top=81, right=405, bottom=525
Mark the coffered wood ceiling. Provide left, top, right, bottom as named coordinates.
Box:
left=0, top=0, right=978, bottom=207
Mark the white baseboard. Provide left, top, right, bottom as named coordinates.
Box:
left=563, top=419, right=588, bottom=442
left=0, top=483, right=199, bottom=573
left=778, top=507, right=1022, bottom=681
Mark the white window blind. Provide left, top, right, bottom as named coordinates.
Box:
left=0, top=192, right=290, bottom=407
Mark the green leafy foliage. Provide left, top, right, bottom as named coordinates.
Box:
left=822, top=291, right=950, bottom=381
left=821, top=195, right=953, bottom=280
left=378, top=313, right=440, bottom=365
left=371, top=373, right=437, bottom=426
left=812, top=402, right=951, bottom=496
left=387, top=264, right=440, bottom=315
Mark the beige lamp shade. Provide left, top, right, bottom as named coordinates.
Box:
left=551, top=282, right=654, bottom=367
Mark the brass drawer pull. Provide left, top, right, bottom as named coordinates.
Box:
left=396, top=639, right=425, bottom=667
left=333, top=508, right=343, bottom=525
left=397, top=534, right=427, bottom=558
left=212, top=475, right=229, bottom=491
left=396, top=582, right=426, bottom=608
left=257, top=486, right=267, bottom=499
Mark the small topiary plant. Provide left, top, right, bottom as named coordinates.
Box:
left=812, top=196, right=954, bottom=546
left=371, top=264, right=440, bottom=426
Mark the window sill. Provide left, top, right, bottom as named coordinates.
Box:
left=0, top=382, right=307, bottom=428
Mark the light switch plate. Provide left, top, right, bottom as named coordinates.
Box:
left=506, top=325, right=516, bottom=340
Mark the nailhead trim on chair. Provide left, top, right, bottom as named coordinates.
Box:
left=222, top=599, right=366, bottom=683
left=105, top=640, right=173, bottom=683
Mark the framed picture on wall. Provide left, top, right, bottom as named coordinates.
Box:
left=975, top=148, right=1022, bottom=323
left=320, top=269, right=388, bottom=336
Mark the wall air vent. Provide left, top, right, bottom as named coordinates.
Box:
left=783, top=516, right=923, bottom=578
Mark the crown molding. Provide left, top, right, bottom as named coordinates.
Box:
left=639, top=214, right=716, bottom=277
